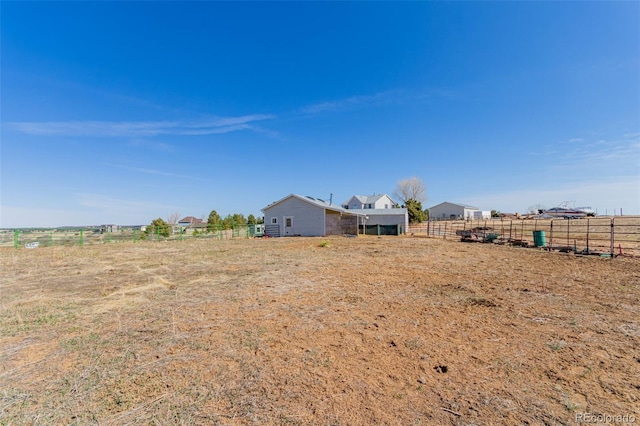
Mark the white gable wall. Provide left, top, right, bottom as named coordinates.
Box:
left=344, top=196, right=365, bottom=210
left=373, top=194, right=395, bottom=209
left=473, top=211, right=491, bottom=220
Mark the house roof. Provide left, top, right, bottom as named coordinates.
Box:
left=178, top=216, right=203, bottom=224
left=343, top=194, right=393, bottom=206
left=262, top=194, right=366, bottom=216
left=428, top=202, right=479, bottom=210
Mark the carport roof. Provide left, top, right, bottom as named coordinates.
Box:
left=345, top=208, right=407, bottom=216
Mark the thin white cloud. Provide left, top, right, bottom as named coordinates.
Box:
left=129, top=139, right=176, bottom=153
left=302, top=90, right=405, bottom=114
left=301, top=88, right=448, bottom=115
left=76, top=193, right=177, bottom=212
left=8, top=114, right=274, bottom=137
left=457, top=176, right=640, bottom=215
left=558, top=136, right=639, bottom=166
left=104, top=164, right=202, bottom=180
left=0, top=194, right=182, bottom=228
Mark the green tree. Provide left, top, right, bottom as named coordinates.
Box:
left=207, top=210, right=221, bottom=232
left=221, top=215, right=234, bottom=230
left=146, top=218, right=171, bottom=238
left=232, top=213, right=246, bottom=225
left=247, top=214, right=257, bottom=225
left=404, top=199, right=427, bottom=224
left=491, top=210, right=501, bottom=218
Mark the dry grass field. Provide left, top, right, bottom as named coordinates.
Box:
left=1, top=236, right=639, bottom=425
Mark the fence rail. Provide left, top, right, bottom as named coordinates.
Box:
left=408, top=217, right=640, bottom=257
left=0, top=225, right=254, bottom=249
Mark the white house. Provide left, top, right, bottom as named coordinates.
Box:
left=428, top=202, right=481, bottom=221
left=342, top=194, right=396, bottom=210
left=261, top=194, right=366, bottom=237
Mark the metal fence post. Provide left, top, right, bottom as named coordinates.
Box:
left=610, top=218, right=615, bottom=258
left=79, top=230, right=84, bottom=247
left=586, top=218, right=590, bottom=253
left=50, top=230, right=54, bottom=247
left=14, top=230, right=19, bottom=249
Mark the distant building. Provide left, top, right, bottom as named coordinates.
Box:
left=178, top=216, right=204, bottom=227
left=99, top=224, right=119, bottom=233
left=175, top=216, right=207, bottom=235
left=473, top=211, right=491, bottom=220
left=428, top=202, right=480, bottom=221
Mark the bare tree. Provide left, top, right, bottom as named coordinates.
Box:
left=393, top=176, right=427, bottom=204
left=167, top=211, right=181, bottom=225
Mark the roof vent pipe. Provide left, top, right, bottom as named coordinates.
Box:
left=330, top=193, right=333, bottom=205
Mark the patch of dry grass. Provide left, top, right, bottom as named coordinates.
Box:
left=1, top=237, right=639, bottom=424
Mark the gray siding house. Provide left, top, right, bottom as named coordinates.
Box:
left=428, top=202, right=480, bottom=220
left=261, top=194, right=365, bottom=237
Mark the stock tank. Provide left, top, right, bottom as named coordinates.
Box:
left=532, top=230, right=547, bottom=247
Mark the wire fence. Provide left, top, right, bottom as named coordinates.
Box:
left=0, top=224, right=260, bottom=249
left=408, top=217, right=640, bottom=257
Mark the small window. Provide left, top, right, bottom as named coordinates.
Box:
left=286, top=218, right=292, bottom=227
left=385, top=204, right=389, bottom=209
left=271, top=217, right=278, bottom=224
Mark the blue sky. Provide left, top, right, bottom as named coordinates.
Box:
left=1, top=1, right=638, bottom=227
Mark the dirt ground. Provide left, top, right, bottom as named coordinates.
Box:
left=1, top=236, right=638, bottom=425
